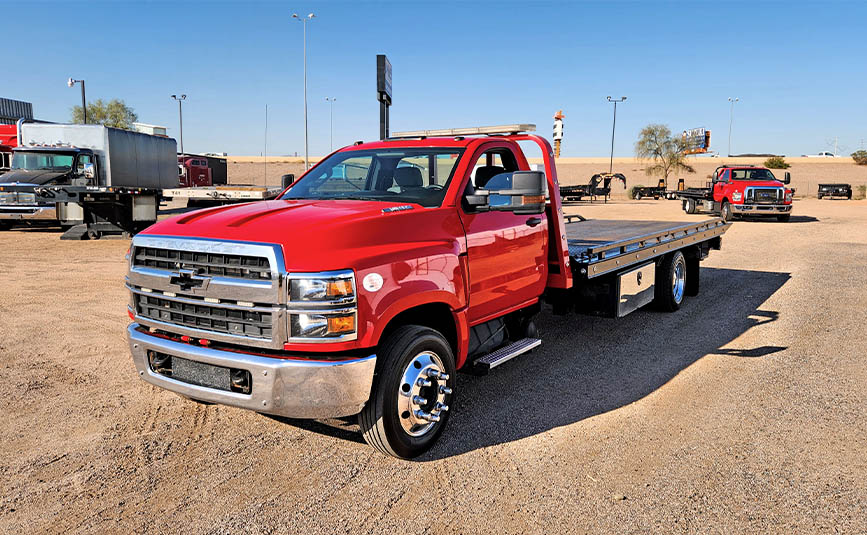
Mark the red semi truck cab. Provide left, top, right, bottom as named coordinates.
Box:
left=178, top=155, right=213, bottom=187
left=0, top=124, right=17, bottom=172
left=126, top=125, right=730, bottom=458
left=680, top=165, right=794, bottom=222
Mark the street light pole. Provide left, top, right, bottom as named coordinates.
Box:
left=171, top=94, right=187, bottom=155
left=325, top=97, right=336, bottom=152
left=67, top=78, right=87, bottom=123
left=727, top=97, right=739, bottom=157
left=606, top=96, right=627, bottom=174
left=293, top=12, right=315, bottom=170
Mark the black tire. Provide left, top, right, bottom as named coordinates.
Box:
left=0, top=221, right=11, bottom=231
left=684, top=198, right=697, bottom=214
left=720, top=200, right=733, bottom=222
left=358, top=325, right=456, bottom=459
left=654, top=251, right=687, bottom=312
left=776, top=214, right=791, bottom=222
left=817, top=194, right=823, bottom=199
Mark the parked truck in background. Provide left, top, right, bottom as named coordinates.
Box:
left=125, top=124, right=730, bottom=459
left=676, top=165, right=794, bottom=222
left=0, top=122, right=176, bottom=236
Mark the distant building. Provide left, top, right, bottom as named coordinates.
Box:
left=132, top=122, right=168, bottom=136
left=0, top=97, right=34, bottom=125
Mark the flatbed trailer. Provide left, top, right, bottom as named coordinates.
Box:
left=162, top=185, right=283, bottom=205
left=817, top=183, right=852, bottom=199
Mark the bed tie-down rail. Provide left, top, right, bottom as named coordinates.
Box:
left=567, top=218, right=730, bottom=279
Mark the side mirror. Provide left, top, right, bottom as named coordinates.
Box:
left=490, top=171, right=547, bottom=215
left=783, top=171, right=791, bottom=185
left=82, top=162, right=95, bottom=180
left=281, top=174, right=295, bottom=188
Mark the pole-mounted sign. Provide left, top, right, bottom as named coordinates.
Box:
left=377, top=54, right=392, bottom=140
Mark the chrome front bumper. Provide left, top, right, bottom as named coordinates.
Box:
left=732, top=203, right=792, bottom=214
left=0, top=204, right=58, bottom=221
left=127, top=324, right=376, bottom=418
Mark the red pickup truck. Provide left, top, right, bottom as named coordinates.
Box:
left=677, top=165, right=794, bottom=222
left=126, top=125, right=730, bottom=458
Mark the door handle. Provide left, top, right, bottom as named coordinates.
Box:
left=525, top=217, right=542, bottom=227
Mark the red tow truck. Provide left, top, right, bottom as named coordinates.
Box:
left=126, top=125, right=730, bottom=458
left=676, top=165, right=794, bottom=222
left=0, top=124, right=17, bottom=172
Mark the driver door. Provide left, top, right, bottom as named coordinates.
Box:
left=458, top=148, right=548, bottom=324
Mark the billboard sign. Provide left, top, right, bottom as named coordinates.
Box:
left=682, top=127, right=711, bottom=154
left=376, top=55, right=392, bottom=104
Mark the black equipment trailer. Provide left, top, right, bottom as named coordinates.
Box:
left=560, top=173, right=626, bottom=203
left=817, top=183, right=852, bottom=199
left=633, top=178, right=685, bottom=200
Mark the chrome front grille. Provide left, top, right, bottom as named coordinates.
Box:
left=746, top=187, right=783, bottom=204
left=133, top=246, right=271, bottom=280
left=127, top=235, right=286, bottom=349
left=135, top=292, right=273, bottom=339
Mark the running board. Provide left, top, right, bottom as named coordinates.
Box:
left=473, top=338, right=541, bottom=374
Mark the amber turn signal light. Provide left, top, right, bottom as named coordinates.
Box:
left=327, top=314, right=355, bottom=334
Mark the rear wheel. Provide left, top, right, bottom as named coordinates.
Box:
left=817, top=194, right=824, bottom=199
left=777, top=214, right=791, bottom=222
left=720, top=200, right=733, bottom=222
left=654, top=251, right=686, bottom=312
left=684, top=198, right=697, bottom=214
left=358, top=325, right=456, bottom=459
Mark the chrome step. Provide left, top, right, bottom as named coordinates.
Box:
left=473, top=338, right=541, bottom=373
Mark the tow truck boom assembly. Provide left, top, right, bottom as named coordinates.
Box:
left=126, top=124, right=730, bottom=458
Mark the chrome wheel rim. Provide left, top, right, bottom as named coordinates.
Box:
left=672, top=257, right=685, bottom=304
left=397, top=351, right=451, bottom=437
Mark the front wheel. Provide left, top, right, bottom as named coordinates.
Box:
left=654, top=251, right=687, bottom=312
left=358, top=325, right=456, bottom=459
left=684, top=198, right=697, bottom=214
left=720, top=200, right=733, bottom=222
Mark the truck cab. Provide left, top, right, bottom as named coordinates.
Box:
left=126, top=125, right=729, bottom=458
left=0, top=145, right=96, bottom=227
left=178, top=155, right=213, bottom=187
left=680, top=165, right=794, bottom=222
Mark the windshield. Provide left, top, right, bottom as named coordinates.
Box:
left=11, top=151, right=74, bottom=171
left=730, top=168, right=777, bottom=181
left=281, top=148, right=464, bottom=207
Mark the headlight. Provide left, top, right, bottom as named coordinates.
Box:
left=732, top=191, right=742, bottom=202
left=785, top=192, right=793, bottom=202
left=288, top=270, right=357, bottom=341
left=0, top=192, right=13, bottom=205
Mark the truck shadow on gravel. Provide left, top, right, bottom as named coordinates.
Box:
left=267, top=267, right=791, bottom=459
left=422, top=266, right=791, bottom=460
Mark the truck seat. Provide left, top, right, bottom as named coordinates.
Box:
left=394, top=167, right=423, bottom=190
left=475, top=165, right=506, bottom=188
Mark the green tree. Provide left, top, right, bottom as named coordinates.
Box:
left=852, top=150, right=867, bottom=165
left=634, top=124, right=695, bottom=185
left=763, top=156, right=790, bottom=169
left=71, top=98, right=138, bottom=129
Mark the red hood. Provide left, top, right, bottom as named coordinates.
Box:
left=142, top=199, right=462, bottom=271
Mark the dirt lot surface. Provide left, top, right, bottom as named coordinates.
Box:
left=1, top=199, right=865, bottom=534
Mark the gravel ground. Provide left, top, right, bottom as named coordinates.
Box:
left=0, top=198, right=864, bottom=534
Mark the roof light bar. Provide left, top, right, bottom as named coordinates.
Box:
left=390, top=124, right=536, bottom=139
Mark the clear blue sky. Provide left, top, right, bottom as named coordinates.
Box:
left=5, top=1, right=865, bottom=157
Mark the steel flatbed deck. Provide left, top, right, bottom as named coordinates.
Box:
left=565, top=217, right=730, bottom=279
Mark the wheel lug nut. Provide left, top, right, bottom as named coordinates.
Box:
left=414, top=410, right=440, bottom=423
left=412, top=395, right=427, bottom=406
left=434, top=402, right=449, bottom=412
left=439, top=386, right=453, bottom=395
left=426, top=369, right=449, bottom=381
left=416, top=378, right=431, bottom=387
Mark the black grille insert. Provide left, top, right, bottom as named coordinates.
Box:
left=133, top=247, right=271, bottom=280
left=148, top=351, right=252, bottom=394
left=749, top=188, right=782, bottom=204
left=136, top=294, right=272, bottom=339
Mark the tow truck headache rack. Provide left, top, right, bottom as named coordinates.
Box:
left=389, top=124, right=536, bottom=139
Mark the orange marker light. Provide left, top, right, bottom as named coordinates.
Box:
left=326, top=279, right=353, bottom=298
left=327, top=314, right=355, bottom=334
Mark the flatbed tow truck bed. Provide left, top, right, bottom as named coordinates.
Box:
left=565, top=217, right=729, bottom=279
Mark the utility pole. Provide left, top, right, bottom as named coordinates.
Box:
left=292, top=12, right=315, bottom=170
left=727, top=97, right=739, bottom=157
left=606, top=96, right=626, bottom=174
left=67, top=78, right=87, bottom=123
left=325, top=97, right=336, bottom=152
left=171, top=94, right=187, bottom=155
left=264, top=103, right=268, bottom=184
